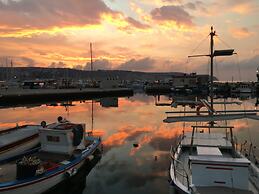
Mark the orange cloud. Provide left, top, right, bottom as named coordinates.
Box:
left=230, top=27, right=253, bottom=39
left=103, top=125, right=152, bottom=148
left=0, top=121, right=36, bottom=129
left=231, top=3, right=255, bottom=15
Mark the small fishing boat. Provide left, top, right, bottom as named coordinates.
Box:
left=0, top=124, right=40, bottom=162
left=0, top=117, right=101, bottom=194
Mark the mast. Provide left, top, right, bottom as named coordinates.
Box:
left=90, top=42, right=94, bottom=133
left=210, top=26, right=216, bottom=112
left=188, top=26, right=234, bottom=117
left=90, top=43, right=93, bottom=71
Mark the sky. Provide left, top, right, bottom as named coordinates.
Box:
left=0, top=0, right=259, bottom=80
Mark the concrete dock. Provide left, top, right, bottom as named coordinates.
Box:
left=0, top=88, right=133, bottom=106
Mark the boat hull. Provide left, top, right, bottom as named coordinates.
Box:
left=0, top=135, right=39, bottom=162
left=0, top=159, right=85, bottom=194
left=0, top=125, right=40, bottom=161
left=0, top=139, right=101, bottom=194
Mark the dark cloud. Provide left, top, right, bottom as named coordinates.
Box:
left=149, top=137, right=175, bottom=151
left=73, top=64, right=84, bottom=70
left=84, top=59, right=112, bottom=70
left=194, top=55, right=259, bottom=81
left=48, top=61, right=67, bottom=68
left=0, top=0, right=149, bottom=35
left=183, top=1, right=207, bottom=12
left=125, top=17, right=150, bottom=29
left=0, top=56, right=36, bottom=67
left=117, top=57, right=156, bottom=71
left=161, top=0, right=182, bottom=3
left=93, top=153, right=169, bottom=192
left=184, top=2, right=196, bottom=10
left=0, top=0, right=114, bottom=29
left=125, top=130, right=150, bottom=141
left=150, top=5, right=193, bottom=26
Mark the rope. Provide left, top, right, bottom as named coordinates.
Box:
left=189, top=35, right=209, bottom=57
left=185, top=35, right=209, bottom=74
left=215, top=57, right=219, bottom=80
left=235, top=54, right=242, bottom=81
left=216, top=35, right=232, bottom=49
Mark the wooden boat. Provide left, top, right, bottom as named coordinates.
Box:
left=165, top=27, right=259, bottom=194
left=0, top=118, right=101, bottom=194
left=0, top=125, right=40, bottom=162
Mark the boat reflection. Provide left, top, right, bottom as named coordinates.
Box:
left=44, top=153, right=102, bottom=194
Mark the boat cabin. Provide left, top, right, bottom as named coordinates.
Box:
left=188, top=142, right=250, bottom=190
left=39, top=120, right=85, bottom=155
left=172, top=125, right=252, bottom=192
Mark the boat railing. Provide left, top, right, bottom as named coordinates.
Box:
left=170, top=145, right=190, bottom=190
left=239, top=140, right=259, bottom=165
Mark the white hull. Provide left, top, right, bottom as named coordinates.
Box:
left=0, top=159, right=85, bottom=194
left=0, top=125, right=40, bottom=161
left=0, top=137, right=39, bottom=161
left=169, top=132, right=258, bottom=194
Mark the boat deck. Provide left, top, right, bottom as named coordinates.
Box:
left=182, top=132, right=232, bottom=148
left=0, top=151, right=72, bottom=183
left=173, top=145, right=258, bottom=194
left=0, top=125, right=39, bottom=147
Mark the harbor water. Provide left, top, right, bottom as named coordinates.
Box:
left=0, top=93, right=258, bottom=194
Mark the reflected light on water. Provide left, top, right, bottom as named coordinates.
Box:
left=0, top=94, right=258, bottom=194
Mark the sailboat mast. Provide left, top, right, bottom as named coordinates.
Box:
left=89, top=42, right=94, bottom=133
left=91, top=100, right=94, bottom=132
left=90, top=43, right=93, bottom=71
left=210, top=26, right=216, bottom=112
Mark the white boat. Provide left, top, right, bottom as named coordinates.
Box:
left=169, top=125, right=258, bottom=194
left=0, top=117, right=101, bottom=194
left=0, top=125, right=40, bottom=162
left=165, top=27, right=259, bottom=194
left=237, top=83, right=252, bottom=93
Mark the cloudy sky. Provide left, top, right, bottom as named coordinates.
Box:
left=0, top=0, right=259, bottom=80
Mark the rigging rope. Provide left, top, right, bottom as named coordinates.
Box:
left=185, top=35, right=209, bottom=74
left=216, top=34, right=253, bottom=151
left=216, top=36, right=232, bottom=49
left=189, top=35, right=209, bottom=57
left=235, top=54, right=242, bottom=81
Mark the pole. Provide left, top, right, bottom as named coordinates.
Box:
left=91, top=100, right=94, bottom=133
left=210, top=26, right=215, bottom=112
left=90, top=43, right=93, bottom=71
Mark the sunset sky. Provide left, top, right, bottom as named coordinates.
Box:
left=0, top=0, right=259, bottom=80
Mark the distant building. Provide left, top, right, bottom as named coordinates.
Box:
left=99, top=77, right=119, bottom=89
left=22, top=79, right=56, bottom=89
left=171, top=73, right=197, bottom=89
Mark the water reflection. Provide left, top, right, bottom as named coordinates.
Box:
left=0, top=94, right=258, bottom=194
left=43, top=155, right=102, bottom=194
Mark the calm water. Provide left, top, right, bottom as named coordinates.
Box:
left=0, top=93, right=259, bottom=194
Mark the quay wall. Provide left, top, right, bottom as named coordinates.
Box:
left=0, top=88, right=133, bottom=106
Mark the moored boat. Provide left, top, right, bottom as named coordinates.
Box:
left=168, top=125, right=258, bottom=194
left=0, top=125, right=40, bottom=162
left=164, top=27, right=259, bottom=194
left=0, top=117, right=101, bottom=194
